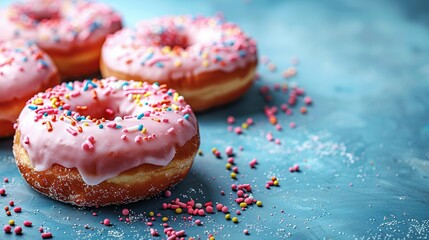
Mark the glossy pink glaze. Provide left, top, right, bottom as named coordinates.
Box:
left=101, top=16, right=257, bottom=83
left=0, top=40, right=57, bottom=121
left=0, top=0, right=122, bottom=52
left=16, top=78, right=198, bottom=185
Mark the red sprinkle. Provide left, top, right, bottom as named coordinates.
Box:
left=103, top=218, right=111, bottom=226
left=23, top=221, right=32, bottom=227
left=41, top=232, right=53, bottom=239
left=14, top=226, right=22, bottom=235
left=3, top=225, right=11, bottom=233
left=13, top=207, right=21, bottom=213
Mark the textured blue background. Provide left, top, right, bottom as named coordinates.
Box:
left=0, top=0, right=428, bottom=239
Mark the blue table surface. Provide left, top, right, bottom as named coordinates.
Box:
left=1, top=0, right=429, bottom=239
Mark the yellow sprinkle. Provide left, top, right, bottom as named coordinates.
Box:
left=65, top=94, right=70, bottom=99
left=209, top=237, right=215, bottom=240
left=173, top=92, right=179, bottom=101
left=202, top=60, right=209, bottom=67
left=230, top=172, right=237, bottom=179
left=198, top=150, right=203, bottom=156
left=274, top=180, right=279, bottom=186
left=226, top=163, right=232, bottom=170
left=84, top=122, right=89, bottom=127
left=225, top=214, right=231, bottom=220
left=202, top=52, right=209, bottom=59
left=171, top=104, right=179, bottom=110
left=161, top=46, right=171, bottom=54
left=239, top=202, right=247, bottom=208
left=141, top=128, right=147, bottom=134
left=175, top=208, right=182, bottom=214
left=241, top=123, right=248, bottom=129
left=256, top=201, right=263, bottom=207
left=143, top=92, right=151, bottom=97
left=174, top=60, right=182, bottom=67
left=162, top=217, right=168, bottom=222
left=149, top=211, right=154, bottom=217
left=32, top=98, right=44, bottom=105
left=232, top=217, right=239, bottom=223
left=8, top=220, right=14, bottom=225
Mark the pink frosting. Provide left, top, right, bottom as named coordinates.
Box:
left=16, top=78, right=199, bottom=185
left=101, top=16, right=257, bottom=82
left=0, top=0, right=122, bottom=52
left=0, top=40, right=57, bottom=106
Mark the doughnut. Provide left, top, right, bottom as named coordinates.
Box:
left=100, top=16, right=258, bottom=111
left=13, top=78, right=200, bottom=206
left=0, top=40, right=60, bottom=138
left=0, top=0, right=122, bottom=78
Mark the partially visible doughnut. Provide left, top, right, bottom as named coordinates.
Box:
left=0, top=0, right=122, bottom=78
left=13, top=78, right=200, bottom=206
left=0, top=40, right=60, bottom=138
left=101, top=16, right=258, bottom=111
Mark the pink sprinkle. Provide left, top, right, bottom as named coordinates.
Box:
left=177, top=118, right=184, bottom=124
left=304, top=96, right=312, bottom=105
left=216, top=204, right=223, bottom=211
left=289, top=167, right=294, bottom=172
left=275, top=139, right=281, bottom=145
left=289, top=122, right=296, bottom=128
left=275, top=124, right=282, bottom=131
left=232, top=167, right=239, bottom=173
left=228, top=157, right=235, bottom=164
left=194, top=219, right=202, bottom=226
left=244, top=229, right=249, bottom=235
left=122, top=208, right=129, bottom=216
left=231, top=184, right=237, bottom=191
left=176, top=230, right=185, bottom=237
left=227, top=116, right=235, bottom=124
left=103, top=219, right=111, bottom=226
left=237, top=190, right=244, bottom=197
left=41, top=232, right=53, bottom=239
left=167, top=127, right=175, bottom=134
left=236, top=210, right=241, bottom=215
left=162, top=118, right=169, bottom=123
left=235, top=198, right=244, bottom=203
left=13, top=207, right=21, bottom=213
left=106, top=122, right=116, bottom=128
left=225, top=146, right=233, bottom=156
left=266, top=132, right=273, bottom=141
left=293, top=164, right=300, bottom=172
left=3, top=178, right=8, bottom=183
left=150, top=228, right=159, bottom=236
left=164, top=190, right=172, bottom=197
left=92, top=212, right=97, bottom=216
left=206, top=206, right=214, bottom=213
left=244, top=198, right=253, bottom=205
left=24, top=136, right=30, bottom=145
left=105, top=108, right=114, bottom=115
left=39, top=227, right=44, bottom=232
left=220, top=190, right=225, bottom=195
left=198, top=209, right=205, bottom=216
left=282, top=67, right=297, bottom=78
left=146, top=222, right=153, bottom=226
left=9, top=201, right=14, bottom=206
left=234, top=127, right=242, bottom=134
left=23, top=221, right=32, bottom=227
left=3, top=225, right=11, bottom=233
left=14, top=226, right=22, bottom=235
left=121, top=135, right=127, bottom=141
left=221, top=206, right=229, bottom=213
left=135, top=136, right=142, bottom=143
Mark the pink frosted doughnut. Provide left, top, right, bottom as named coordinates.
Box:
left=13, top=78, right=200, bottom=206
left=101, top=16, right=258, bottom=111
left=0, top=40, right=60, bottom=137
left=0, top=0, right=122, bottom=78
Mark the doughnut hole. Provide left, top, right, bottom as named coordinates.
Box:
left=14, top=0, right=61, bottom=23
left=68, top=95, right=136, bottom=121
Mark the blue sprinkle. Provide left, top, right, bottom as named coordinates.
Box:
left=215, top=55, right=223, bottom=62
left=53, top=35, right=60, bottom=43
left=67, top=110, right=72, bottom=116
left=43, top=112, right=48, bottom=117
left=239, top=50, right=247, bottom=57
left=28, top=105, right=38, bottom=110
left=166, top=107, right=172, bottom=111
left=59, top=106, right=63, bottom=110
left=167, top=90, right=173, bottom=96
left=89, top=21, right=101, bottom=32
left=22, top=57, right=28, bottom=62
left=83, top=80, right=97, bottom=91
left=121, top=82, right=130, bottom=87
left=99, top=124, right=104, bottom=129
left=184, top=114, right=190, bottom=120
left=39, top=60, right=49, bottom=68
left=115, top=125, right=122, bottom=129
left=137, top=113, right=144, bottom=119
left=156, top=62, right=164, bottom=68
left=138, top=124, right=144, bottom=131
left=66, top=82, right=74, bottom=91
